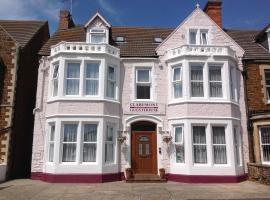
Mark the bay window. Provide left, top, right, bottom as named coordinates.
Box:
left=230, top=67, right=235, bottom=100
left=85, top=63, right=99, bottom=96
left=136, top=68, right=151, bottom=100
left=83, top=124, right=97, bottom=162
left=172, top=66, right=182, bottom=98
left=62, top=124, right=78, bottom=162
left=212, top=126, right=227, bottom=164
left=105, top=124, right=115, bottom=163
left=174, top=126, right=184, bottom=163
left=52, top=64, right=59, bottom=97
left=193, top=126, right=207, bottom=164
left=209, top=66, right=223, bottom=98
left=48, top=123, right=55, bottom=162
left=65, top=63, right=80, bottom=95
left=190, top=65, right=204, bottom=97
left=260, top=127, right=270, bottom=164
left=106, top=66, right=116, bottom=98
left=234, top=127, right=242, bottom=166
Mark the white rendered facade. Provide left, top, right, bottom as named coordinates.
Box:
left=31, top=8, right=249, bottom=183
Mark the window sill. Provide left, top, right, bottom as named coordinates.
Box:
left=47, top=98, right=120, bottom=104
left=168, top=99, right=239, bottom=106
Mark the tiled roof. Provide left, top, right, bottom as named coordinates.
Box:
left=39, top=25, right=174, bottom=57
left=0, top=20, right=48, bottom=48
left=226, top=29, right=270, bottom=60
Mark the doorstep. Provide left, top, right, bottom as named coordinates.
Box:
left=126, top=173, right=167, bottom=183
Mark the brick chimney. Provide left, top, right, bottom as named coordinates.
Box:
left=204, top=0, right=222, bottom=27
left=58, top=10, right=75, bottom=30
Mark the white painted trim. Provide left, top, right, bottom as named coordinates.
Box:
left=168, top=116, right=241, bottom=121
left=84, top=12, right=111, bottom=28
left=46, top=114, right=120, bottom=119
left=125, top=115, right=163, bottom=129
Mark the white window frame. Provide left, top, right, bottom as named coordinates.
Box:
left=264, top=69, right=270, bottom=101
left=106, top=65, right=116, bottom=99
left=234, top=126, right=242, bottom=166
left=208, top=65, right=223, bottom=98
left=200, top=31, right=208, bottom=45
left=61, top=123, right=79, bottom=163
left=190, top=65, right=204, bottom=98
left=90, top=28, right=106, bottom=44
left=174, top=125, right=185, bottom=163
left=48, top=123, right=55, bottom=162
left=51, top=63, right=59, bottom=97
left=84, top=62, right=100, bottom=96
left=65, top=62, right=81, bottom=96
left=189, top=29, right=197, bottom=45
left=172, top=65, right=183, bottom=99
left=192, top=125, right=207, bottom=164
left=259, top=127, right=270, bottom=165
left=135, top=68, right=152, bottom=100
left=105, top=124, right=115, bottom=164
left=81, top=123, right=98, bottom=163
left=188, top=29, right=209, bottom=45
left=211, top=126, right=227, bottom=165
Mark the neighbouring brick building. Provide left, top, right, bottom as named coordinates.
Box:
left=0, top=20, right=49, bottom=181
left=227, top=25, right=270, bottom=184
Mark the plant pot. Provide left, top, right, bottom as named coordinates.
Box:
left=125, top=168, right=133, bottom=179
left=159, top=168, right=166, bottom=179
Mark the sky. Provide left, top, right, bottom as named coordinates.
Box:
left=0, top=0, right=269, bottom=34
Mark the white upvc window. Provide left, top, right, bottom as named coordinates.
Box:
left=189, top=29, right=209, bottom=45
left=172, top=66, right=183, bottom=98
left=82, top=124, right=97, bottom=162
left=212, top=126, right=227, bottom=164
left=209, top=65, right=223, bottom=98
left=234, top=126, right=242, bottom=166
left=259, top=127, right=270, bottom=164
left=200, top=31, right=208, bottom=45
left=62, top=123, right=78, bottom=162
left=230, top=66, right=235, bottom=100
left=136, top=68, right=151, bottom=100
left=105, top=124, right=115, bottom=163
left=189, top=30, right=197, bottom=45
left=48, top=123, right=55, bottom=162
left=52, top=64, right=59, bottom=97
left=65, top=63, right=80, bottom=95
left=190, top=65, right=204, bottom=97
left=174, top=126, right=184, bottom=163
left=192, top=126, right=207, bottom=164
left=106, top=66, right=116, bottom=99
left=264, top=70, right=270, bottom=101
left=85, top=62, right=99, bottom=96
left=90, top=28, right=106, bottom=44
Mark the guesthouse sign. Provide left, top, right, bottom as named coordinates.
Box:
left=129, top=102, right=158, bottom=112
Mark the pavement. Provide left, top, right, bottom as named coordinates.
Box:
left=0, top=179, right=269, bottom=200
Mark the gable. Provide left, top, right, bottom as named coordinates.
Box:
left=84, top=13, right=111, bottom=29
left=156, top=8, right=244, bottom=59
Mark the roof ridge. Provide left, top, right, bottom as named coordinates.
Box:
left=112, top=25, right=174, bottom=30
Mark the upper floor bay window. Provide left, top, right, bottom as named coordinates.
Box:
left=136, top=68, right=151, bottom=100
left=174, top=126, right=184, bottom=163
left=172, top=66, right=183, bottom=98
left=212, top=126, right=227, bottom=164
left=192, top=126, right=207, bottom=164
left=190, top=65, right=204, bottom=97
left=66, top=63, right=80, bottom=95
left=85, top=63, right=99, bottom=96
left=106, top=66, right=116, bottom=99
left=260, top=127, right=270, bottom=164
left=264, top=69, right=270, bottom=101
left=189, top=29, right=209, bottom=45
left=209, top=66, right=223, bottom=98
left=105, top=124, right=115, bottom=163
left=90, top=29, right=106, bottom=44
left=48, top=123, right=55, bottom=162
left=52, top=64, right=59, bottom=97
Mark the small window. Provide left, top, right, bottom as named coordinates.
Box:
left=212, top=127, right=227, bottom=164
left=260, top=127, right=270, bottom=164
left=52, top=64, right=59, bottom=97
left=48, top=123, right=55, bottom=162
left=174, top=126, right=184, bottom=163
left=172, top=66, right=182, bottom=98
left=136, top=68, right=151, bottom=100
left=106, top=66, right=116, bottom=99
left=200, top=31, right=208, bottom=45
left=190, top=65, right=204, bottom=97
left=62, top=124, right=78, bottom=162
left=154, top=37, right=163, bottom=43
left=83, top=124, right=97, bottom=162
left=230, top=67, right=235, bottom=100
left=193, top=126, right=207, bottom=164
left=105, top=125, right=115, bottom=163
left=189, top=30, right=197, bottom=45
left=209, top=66, right=223, bottom=98
left=66, top=63, right=80, bottom=95
left=85, top=63, right=99, bottom=96
left=265, top=69, right=270, bottom=100
left=234, top=127, right=242, bottom=166
left=115, top=36, right=125, bottom=43
left=90, top=29, right=106, bottom=44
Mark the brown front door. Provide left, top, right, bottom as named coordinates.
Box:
left=131, top=131, right=157, bottom=174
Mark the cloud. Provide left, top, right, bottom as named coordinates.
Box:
left=97, top=0, right=117, bottom=15
left=0, top=0, right=61, bottom=21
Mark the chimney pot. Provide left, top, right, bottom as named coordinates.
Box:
left=204, top=0, right=222, bottom=27
left=58, top=10, right=75, bottom=30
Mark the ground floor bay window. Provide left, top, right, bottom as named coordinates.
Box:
left=260, top=127, right=270, bottom=164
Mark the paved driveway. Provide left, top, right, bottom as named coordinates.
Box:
left=0, top=179, right=269, bottom=200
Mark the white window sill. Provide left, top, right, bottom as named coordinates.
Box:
left=212, top=164, right=231, bottom=167
left=47, top=98, right=120, bottom=104
left=168, top=99, right=239, bottom=106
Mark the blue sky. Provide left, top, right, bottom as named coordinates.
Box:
left=0, top=0, right=270, bottom=33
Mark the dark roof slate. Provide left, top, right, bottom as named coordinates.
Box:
left=0, top=20, right=47, bottom=48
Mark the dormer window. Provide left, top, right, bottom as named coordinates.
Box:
left=154, top=37, right=163, bottom=43
left=90, top=29, right=106, bottom=44
left=189, top=29, right=209, bottom=45
left=115, top=36, right=125, bottom=43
